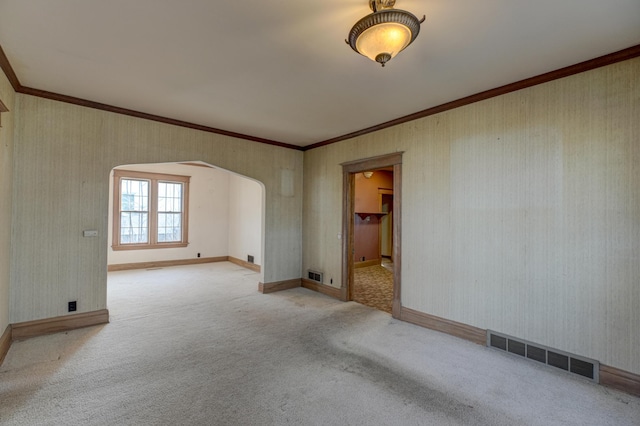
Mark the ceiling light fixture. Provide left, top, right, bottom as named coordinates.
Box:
left=346, top=0, right=425, bottom=67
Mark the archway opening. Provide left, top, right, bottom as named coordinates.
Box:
left=106, top=160, right=265, bottom=281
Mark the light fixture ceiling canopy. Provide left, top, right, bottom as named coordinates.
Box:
left=346, top=0, right=425, bottom=67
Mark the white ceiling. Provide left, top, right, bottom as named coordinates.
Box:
left=1, top=0, right=639, bottom=147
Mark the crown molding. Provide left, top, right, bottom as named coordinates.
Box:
left=17, top=85, right=302, bottom=150
left=2, top=43, right=639, bottom=152
left=0, top=44, right=302, bottom=151
left=303, top=44, right=640, bottom=151
left=0, top=44, right=21, bottom=91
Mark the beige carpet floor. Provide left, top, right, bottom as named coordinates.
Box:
left=1, top=262, right=639, bottom=425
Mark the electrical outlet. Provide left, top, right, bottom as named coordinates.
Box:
left=68, top=301, right=77, bottom=312
left=197, top=253, right=201, bottom=258
left=247, top=255, right=254, bottom=264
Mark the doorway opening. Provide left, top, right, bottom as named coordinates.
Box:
left=106, top=161, right=265, bottom=281
left=341, top=153, right=402, bottom=318
left=352, top=169, right=394, bottom=313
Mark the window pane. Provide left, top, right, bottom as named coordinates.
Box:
left=157, top=182, right=183, bottom=243
left=121, top=194, right=134, bottom=211
left=120, top=179, right=149, bottom=244
left=121, top=179, right=149, bottom=212
left=120, top=212, right=148, bottom=243
left=158, top=213, right=181, bottom=242
left=158, top=182, right=182, bottom=212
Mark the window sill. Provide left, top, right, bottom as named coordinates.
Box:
left=111, top=242, right=189, bottom=251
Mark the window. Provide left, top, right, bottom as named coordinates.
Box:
left=112, top=170, right=190, bottom=250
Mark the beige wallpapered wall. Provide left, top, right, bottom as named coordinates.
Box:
left=303, top=58, right=640, bottom=374
left=10, top=95, right=303, bottom=323
left=4, top=56, right=639, bottom=376
left=0, top=67, right=14, bottom=334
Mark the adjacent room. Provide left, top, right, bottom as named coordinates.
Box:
left=353, top=169, right=395, bottom=313
left=107, top=162, right=264, bottom=276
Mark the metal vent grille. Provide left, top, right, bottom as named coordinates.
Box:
left=307, top=270, right=323, bottom=283
left=490, top=334, right=507, bottom=351
left=526, top=345, right=546, bottom=363
left=488, top=330, right=599, bottom=382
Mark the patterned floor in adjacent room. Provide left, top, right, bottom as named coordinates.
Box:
left=353, top=262, right=393, bottom=314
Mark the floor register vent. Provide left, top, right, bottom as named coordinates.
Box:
left=307, top=270, right=323, bottom=283
left=487, top=331, right=599, bottom=383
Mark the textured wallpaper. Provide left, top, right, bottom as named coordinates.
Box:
left=303, top=58, right=640, bottom=374
left=11, top=96, right=303, bottom=323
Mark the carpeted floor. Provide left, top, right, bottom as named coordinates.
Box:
left=354, top=264, right=393, bottom=314
left=1, top=262, right=639, bottom=425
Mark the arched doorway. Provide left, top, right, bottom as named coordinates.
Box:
left=107, top=161, right=265, bottom=279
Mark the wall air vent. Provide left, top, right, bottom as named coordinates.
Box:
left=487, top=330, right=599, bottom=382
left=307, top=270, right=323, bottom=283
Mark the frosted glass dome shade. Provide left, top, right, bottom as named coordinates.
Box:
left=356, top=22, right=411, bottom=64
left=346, top=8, right=424, bottom=67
